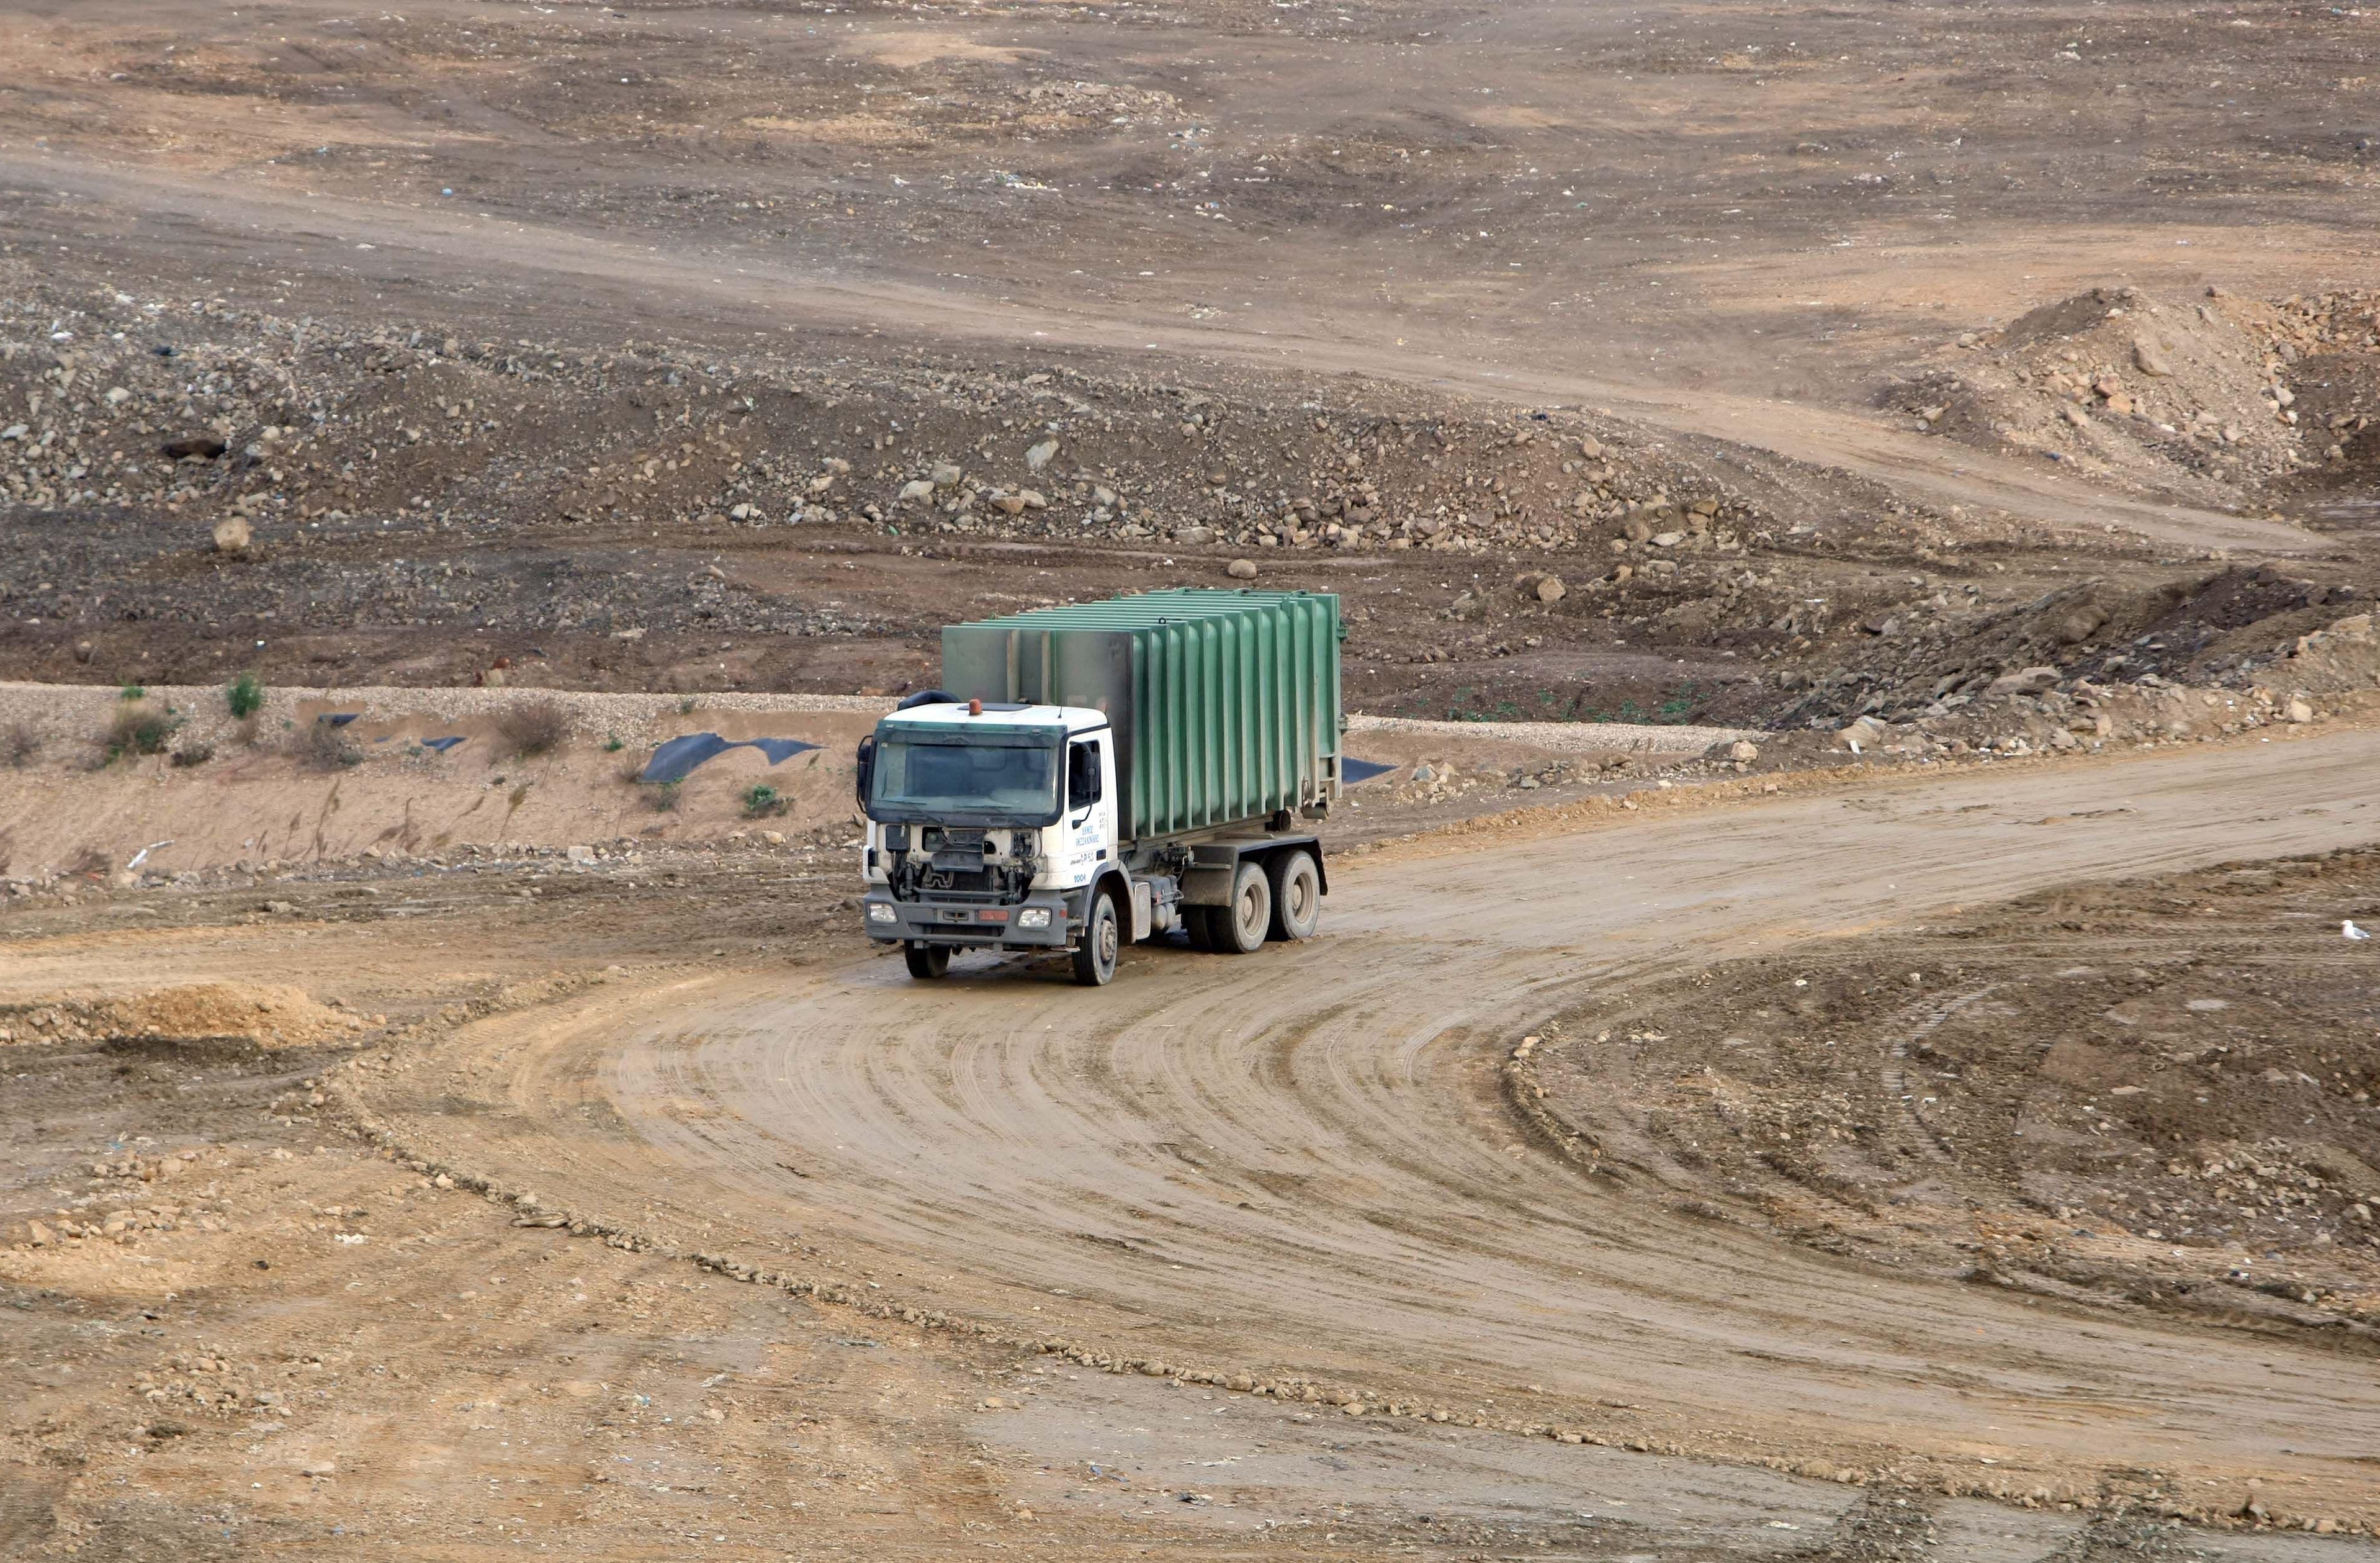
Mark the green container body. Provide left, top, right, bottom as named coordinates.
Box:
left=941, top=589, right=1343, bottom=841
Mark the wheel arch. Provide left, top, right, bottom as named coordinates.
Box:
left=1259, top=837, right=1327, bottom=896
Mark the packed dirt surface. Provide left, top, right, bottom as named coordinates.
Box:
left=9, top=0, right=2380, bottom=1554
left=10, top=728, right=2380, bottom=1560
left=1535, top=849, right=2380, bottom=1335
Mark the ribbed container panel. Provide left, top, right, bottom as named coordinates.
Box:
left=941, top=589, right=1342, bottom=840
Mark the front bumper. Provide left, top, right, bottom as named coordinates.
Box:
left=861, top=888, right=1078, bottom=949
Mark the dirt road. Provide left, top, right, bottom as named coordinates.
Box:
left=369, top=728, right=2380, bottom=1531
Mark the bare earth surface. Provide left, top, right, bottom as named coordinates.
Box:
left=358, top=727, right=2380, bottom=1534
left=8, top=0, right=2380, bottom=1555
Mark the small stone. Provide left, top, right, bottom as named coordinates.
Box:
left=1988, top=666, right=2060, bottom=697
left=73, top=639, right=93, bottom=664
left=1834, top=716, right=1888, bottom=752
left=1649, top=530, right=1684, bottom=548
left=567, top=844, right=598, bottom=865
left=1225, top=557, right=1259, bottom=580
left=300, top=1460, right=336, bottom=1477
left=897, top=479, right=935, bottom=505
left=2286, top=697, right=2314, bottom=724
left=1025, top=438, right=1058, bottom=472
left=930, top=462, right=963, bottom=487
left=1535, top=574, right=1566, bottom=604
left=2055, top=606, right=2107, bottom=645
left=1728, top=740, right=1759, bottom=763
left=212, top=516, right=253, bottom=554
left=2133, top=336, right=2175, bottom=377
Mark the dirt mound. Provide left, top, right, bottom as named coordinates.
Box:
left=1769, top=562, right=2375, bottom=731
left=1881, top=286, right=2380, bottom=503
left=0, top=981, right=370, bottom=1048
left=1533, top=847, right=2380, bottom=1335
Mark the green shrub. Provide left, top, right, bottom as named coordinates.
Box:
left=643, top=778, right=681, bottom=813
left=105, top=701, right=179, bottom=761
left=742, top=783, right=786, bottom=818
left=227, top=671, right=265, bottom=719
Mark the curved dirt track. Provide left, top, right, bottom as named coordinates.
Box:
left=375, top=731, right=2380, bottom=1525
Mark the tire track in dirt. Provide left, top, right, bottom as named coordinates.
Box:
left=369, top=731, right=2380, bottom=1528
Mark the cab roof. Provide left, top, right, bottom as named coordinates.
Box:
left=879, top=701, right=1103, bottom=732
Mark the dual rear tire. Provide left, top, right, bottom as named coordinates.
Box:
left=1186, top=849, right=1320, bottom=955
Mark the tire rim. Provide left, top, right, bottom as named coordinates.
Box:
left=1237, top=883, right=1264, bottom=940
left=1289, top=869, right=1315, bottom=926
left=1097, top=911, right=1118, bottom=968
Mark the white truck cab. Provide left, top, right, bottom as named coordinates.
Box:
left=856, top=692, right=1326, bottom=986
left=859, top=699, right=1125, bottom=978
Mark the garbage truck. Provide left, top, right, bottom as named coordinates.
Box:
left=856, top=588, right=1342, bottom=985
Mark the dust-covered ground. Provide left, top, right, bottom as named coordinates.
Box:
left=9, top=0, right=2380, bottom=1556
left=1527, top=846, right=2380, bottom=1339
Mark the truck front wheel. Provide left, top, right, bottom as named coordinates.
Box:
left=1267, top=849, right=1322, bottom=942
left=1218, top=862, right=1272, bottom=955
left=1072, top=891, right=1121, bottom=986
left=903, top=942, right=951, bottom=980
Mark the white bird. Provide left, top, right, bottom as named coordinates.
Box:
left=2346, top=920, right=2372, bottom=942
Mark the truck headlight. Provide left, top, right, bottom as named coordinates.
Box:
left=1016, top=908, right=1051, bottom=929
left=868, top=903, right=897, bottom=924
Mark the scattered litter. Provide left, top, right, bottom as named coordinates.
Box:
left=317, top=713, right=361, bottom=728
left=421, top=736, right=468, bottom=754
left=125, top=839, right=174, bottom=872
left=640, top=733, right=819, bottom=785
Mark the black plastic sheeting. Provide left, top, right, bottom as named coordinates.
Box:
left=640, top=732, right=820, bottom=785
left=421, top=736, right=467, bottom=754
left=1342, top=757, right=1396, bottom=784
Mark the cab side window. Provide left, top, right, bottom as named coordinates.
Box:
left=1067, top=740, right=1103, bottom=809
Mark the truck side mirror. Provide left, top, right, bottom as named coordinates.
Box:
left=855, top=734, right=876, bottom=806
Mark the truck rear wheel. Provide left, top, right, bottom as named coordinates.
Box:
left=1182, top=908, right=1217, bottom=952
left=903, top=942, right=951, bottom=980
left=1267, top=849, right=1322, bottom=942
left=1072, top=890, right=1120, bottom=986
left=1218, top=862, right=1272, bottom=955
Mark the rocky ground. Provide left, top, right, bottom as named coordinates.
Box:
left=7, top=0, right=2380, bottom=1553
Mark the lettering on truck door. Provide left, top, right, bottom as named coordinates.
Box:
left=1066, top=737, right=1110, bottom=885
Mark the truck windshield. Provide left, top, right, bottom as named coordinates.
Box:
left=870, top=734, right=1060, bottom=824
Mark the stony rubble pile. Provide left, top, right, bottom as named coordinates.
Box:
left=0, top=279, right=1810, bottom=567
left=1767, top=565, right=2378, bottom=731
left=1882, top=286, right=2380, bottom=499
